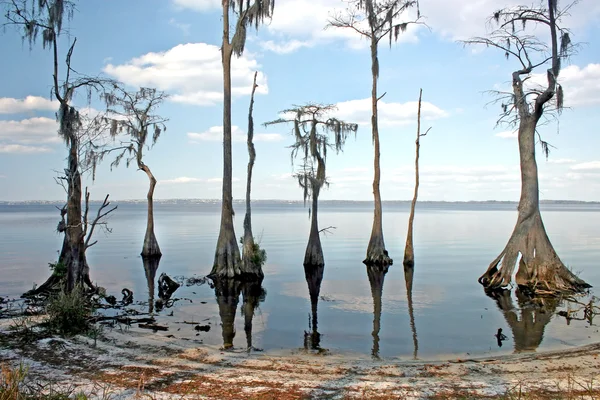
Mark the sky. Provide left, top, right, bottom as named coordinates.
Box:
left=0, top=0, right=599, bottom=202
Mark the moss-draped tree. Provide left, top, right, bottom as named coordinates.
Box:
left=211, top=0, right=275, bottom=279
left=465, top=0, right=590, bottom=295
left=329, top=0, right=422, bottom=267
left=265, top=104, right=357, bottom=266
left=104, top=87, right=169, bottom=258
left=4, top=0, right=117, bottom=293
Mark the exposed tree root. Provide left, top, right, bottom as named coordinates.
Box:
left=479, top=212, right=590, bottom=296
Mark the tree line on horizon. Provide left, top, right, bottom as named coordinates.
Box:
left=2, top=0, right=591, bottom=300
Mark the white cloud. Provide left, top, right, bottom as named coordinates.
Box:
left=495, top=130, right=517, bottom=139
left=168, top=18, right=191, bottom=36
left=333, top=98, right=448, bottom=127
left=547, top=158, right=576, bottom=165
left=162, top=176, right=240, bottom=184
left=171, top=0, right=219, bottom=11
left=570, top=161, right=600, bottom=171
left=187, top=125, right=283, bottom=142
left=260, top=39, right=313, bottom=54
left=103, top=43, right=268, bottom=106
left=0, top=117, right=60, bottom=144
left=0, top=144, right=52, bottom=154
left=527, top=64, right=600, bottom=108
left=0, top=96, right=58, bottom=114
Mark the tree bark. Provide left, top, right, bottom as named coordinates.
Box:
left=404, top=265, right=419, bottom=359
left=479, top=117, right=590, bottom=294
left=365, top=38, right=392, bottom=267
left=242, top=72, right=262, bottom=278
left=366, top=264, right=387, bottom=359
left=140, top=164, right=161, bottom=257
left=212, top=0, right=242, bottom=278
left=403, top=89, right=424, bottom=268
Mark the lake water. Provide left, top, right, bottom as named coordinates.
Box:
left=1, top=200, right=599, bottom=360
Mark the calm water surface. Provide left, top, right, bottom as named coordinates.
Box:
left=1, top=201, right=599, bottom=360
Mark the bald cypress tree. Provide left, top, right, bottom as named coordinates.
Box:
left=211, top=0, right=275, bottom=279
left=465, top=0, right=590, bottom=295
left=4, top=0, right=117, bottom=293
left=265, top=104, right=358, bottom=267
left=329, top=0, right=422, bottom=267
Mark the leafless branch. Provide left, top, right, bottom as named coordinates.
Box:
left=318, top=226, right=337, bottom=235
left=85, top=193, right=118, bottom=249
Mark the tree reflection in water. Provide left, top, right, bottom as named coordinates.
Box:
left=404, top=265, right=419, bottom=359
left=366, top=264, right=388, bottom=359
left=303, top=264, right=324, bottom=351
left=487, top=289, right=559, bottom=353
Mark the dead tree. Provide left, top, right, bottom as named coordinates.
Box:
left=5, top=0, right=118, bottom=294
left=464, top=0, right=590, bottom=295
left=403, top=88, right=431, bottom=268
left=103, top=87, right=169, bottom=258
left=241, top=72, right=265, bottom=277
left=212, top=0, right=275, bottom=279
left=329, top=0, right=422, bottom=267
left=265, top=104, right=357, bottom=266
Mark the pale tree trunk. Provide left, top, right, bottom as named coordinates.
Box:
left=304, top=185, right=324, bottom=266
left=63, top=135, right=89, bottom=292
left=140, top=163, right=161, bottom=257
left=303, top=263, right=324, bottom=350
left=490, top=289, right=558, bottom=353
left=404, top=265, right=419, bottom=359
left=365, top=38, right=392, bottom=266
left=479, top=116, right=589, bottom=294
left=214, top=277, right=242, bottom=350
left=242, top=71, right=262, bottom=277
left=404, top=89, right=425, bottom=268
left=212, top=0, right=242, bottom=278
left=366, top=264, right=387, bottom=359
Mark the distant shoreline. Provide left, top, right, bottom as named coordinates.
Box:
left=1, top=199, right=599, bottom=205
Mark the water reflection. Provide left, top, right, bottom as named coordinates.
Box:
left=487, top=289, right=558, bottom=353
left=404, top=265, right=419, bottom=359
left=303, top=264, right=324, bottom=351
left=142, top=256, right=160, bottom=314
left=213, top=277, right=266, bottom=351
left=366, top=264, right=388, bottom=359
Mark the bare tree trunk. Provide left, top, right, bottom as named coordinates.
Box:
left=141, top=164, right=161, bottom=257
left=479, top=117, right=590, bottom=294
left=365, top=39, right=392, bottom=267
left=404, top=89, right=424, bottom=268
left=63, top=137, right=88, bottom=292
left=242, top=72, right=262, bottom=278
left=404, top=265, right=419, bottom=359
left=304, top=186, right=324, bottom=266
left=212, top=0, right=242, bottom=278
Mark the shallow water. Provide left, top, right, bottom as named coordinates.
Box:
left=1, top=200, right=599, bottom=359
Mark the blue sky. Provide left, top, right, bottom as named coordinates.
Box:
left=0, top=0, right=599, bottom=201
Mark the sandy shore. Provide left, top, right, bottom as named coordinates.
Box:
left=1, top=317, right=600, bottom=399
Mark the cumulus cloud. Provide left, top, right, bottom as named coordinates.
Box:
left=0, top=144, right=52, bottom=154
left=103, top=43, right=268, bottom=106
left=547, top=158, right=576, bottom=164
left=187, top=125, right=283, bottom=142
left=495, top=130, right=517, bottom=139
left=0, top=117, right=60, bottom=144
left=570, top=161, right=600, bottom=171
left=0, top=96, right=58, bottom=114
left=171, top=0, right=219, bottom=11
left=333, top=98, right=448, bottom=126
left=162, top=176, right=240, bottom=184
left=527, top=64, right=600, bottom=108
